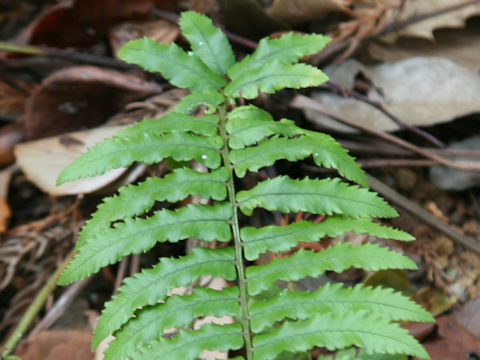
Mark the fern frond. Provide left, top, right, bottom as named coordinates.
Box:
left=138, top=323, right=243, bottom=360
left=59, top=202, right=233, bottom=284
left=56, top=12, right=431, bottom=359
left=246, top=244, right=417, bottom=295
left=180, top=11, right=235, bottom=75
left=91, top=247, right=236, bottom=348
left=105, top=287, right=240, bottom=360
left=224, top=61, right=328, bottom=99
left=236, top=176, right=397, bottom=218
left=118, top=37, right=226, bottom=92
left=57, top=131, right=223, bottom=184
left=114, top=113, right=219, bottom=138
left=77, top=167, right=229, bottom=248
left=241, top=217, right=414, bottom=261
left=228, top=33, right=330, bottom=79
left=226, top=105, right=301, bottom=149
left=174, top=91, right=224, bottom=114
left=249, top=282, right=433, bottom=332
left=252, top=311, right=429, bottom=360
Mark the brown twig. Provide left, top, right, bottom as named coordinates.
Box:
left=367, top=174, right=480, bottom=255
left=341, top=139, right=480, bottom=159
left=113, top=256, right=129, bottom=294
left=291, top=95, right=480, bottom=172
left=29, top=277, right=93, bottom=335
left=358, top=159, right=435, bottom=168
left=1, top=250, right=76, bottom=358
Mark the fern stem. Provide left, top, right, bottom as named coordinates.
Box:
left=218, top=102, right=253, bottom=359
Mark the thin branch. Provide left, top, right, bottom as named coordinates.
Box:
left=1, top=250, right=76, bottom=357
left=367, top=174, right=480, bottom=255
left=358, top=159, right=435, bottom=168
left=291, top=95, right=480, bottom=172
left=30, top=277, right=92, bottom=335
left=325, top=80, right=444, bottom=147
left=377, top=0, right=480, bottom=37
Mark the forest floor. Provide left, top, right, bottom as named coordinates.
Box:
left=1, top=1, right=480, bottom=359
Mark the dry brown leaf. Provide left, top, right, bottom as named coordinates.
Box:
left=23, top=66, right=163, bottom=140
left=0, top=78, right=35, bottom=115
left=415, top=315, right=480, bottom=360
left=381, top=0, right=480, bottom=42
left=10, top=0, right=179, bottom=50
left=454, top=296, right=480, bottom=338
left=0, top=166, right=14, bottom=233
left=110, top=20, right=180, bottom=56
left=0, top=122, right=25, bottom=167
left=267, top=0, right=352, bottom=25
left=14, top=125, right=128, bottom=195
left=304, top=57, right=480, bottom=132
left=14, top=329, right=93, bottom=360
left=223, top=0, right=289, bottom=40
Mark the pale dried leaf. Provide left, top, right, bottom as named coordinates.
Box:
left=14, top=126, right=127, bottom=195
left=430, top=136, right=480, bottom=190
left=304, top=57, right=480, bottom=132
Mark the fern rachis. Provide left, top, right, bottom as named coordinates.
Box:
left=57, top=10, right=432, bottom=360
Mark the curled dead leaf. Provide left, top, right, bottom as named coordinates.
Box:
left=14, top=330, right=93, bottom=360
left=14, top=125, right=128, bottom=196
left=110, top=20, right=180, bottom=56
left=267, top=0, right=352, bottom=25
left=23, top=66, right=163, bottom=140
left=11, top=0, right=179, bottom=50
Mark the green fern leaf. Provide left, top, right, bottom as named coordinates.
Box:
left=92, top=247, right=236, bottom=348
left=249, top=282, right=433, bottom=332
left=118, top=37, right=226, bottom=92
left=226, top=105, right=302, bottom=149
left=180, top=11, right=235, bottom=75
left=236, top=176, right=397, bottom=218
left=228, top=33, right=330, bottom=79
left=253, top=311, right=429, bottom=360
left=77, top=167, right=228, bottom=248
left=224, top=61, right=328, bottom=99
left=230, top=134, right=367, bottom=186
left=57, top=131, right=223, bottom=184
left=59, top=202, right=232, bottom=285
left=114, top=113, right=219, bottom=138
left=307, top=132, right=367, bottom=186
left=318, top=348, right=409, bottom=360
left=246, top=244, right=417, bottom=295
left=138, top=323, right=243, bottom=360
left=174, top=91, right=224, bottom=114
left=105, top=287, right=240, bottom=360
left=241, top=217, right=414, bottom=261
